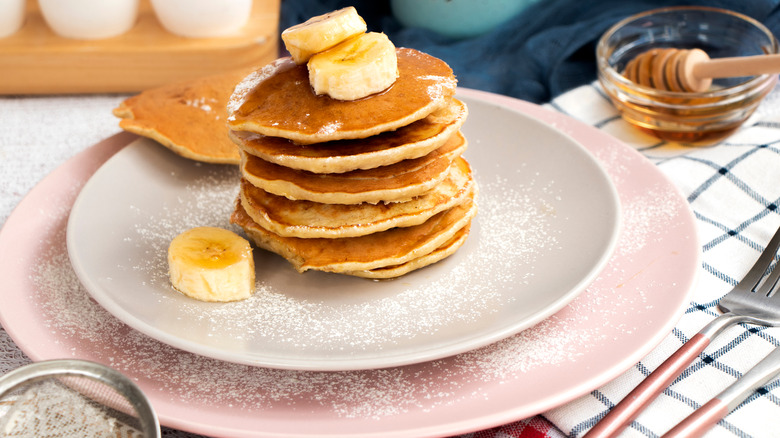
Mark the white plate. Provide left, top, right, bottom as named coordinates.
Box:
left=66, top=95, right=620, bottom=371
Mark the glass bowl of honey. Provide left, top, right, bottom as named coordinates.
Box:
left=597, top=6, right=778, bottom=144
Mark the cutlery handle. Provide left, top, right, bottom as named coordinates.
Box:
left=663, top=345, right=780, bottom=437
left=584, top=314, right=743, bottom=438
left=661, top=399, right=728, bottom=438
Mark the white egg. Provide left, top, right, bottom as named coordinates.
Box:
left=150, top=0, right=252, bottom=38
left=0, top=0, right=26, bottom=38
left=38, top=0, right=138, bottom=39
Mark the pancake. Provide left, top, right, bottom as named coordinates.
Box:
left=239, top=157, right=475, bottom=238
left=240, top=131, right=467, bottom=204
left=227, top=48, right=457, bottom=144
left=345, top=224, right=471, bottom=279
left=113, top=69, right=250, bottom=165
left=230, top=193, right=477, bottom=275
left=230, top=98, right=467, bottom=174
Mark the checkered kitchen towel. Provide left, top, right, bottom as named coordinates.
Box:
left=534, top=82, right=780, bottom=437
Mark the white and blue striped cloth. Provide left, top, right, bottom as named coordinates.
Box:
left=544, top=82, right=780, bottom=437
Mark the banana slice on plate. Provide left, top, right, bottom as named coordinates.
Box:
left=167, top=227, right=255, bottom=302
left=281, top=6, right=367, bottom=64
left=308, top=32, right=399, bottom=101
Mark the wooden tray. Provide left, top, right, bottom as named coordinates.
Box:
left=0, top=0, right=280, bottom=94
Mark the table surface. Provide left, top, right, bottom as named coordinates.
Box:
left=4, top=82, right=780, bottom=437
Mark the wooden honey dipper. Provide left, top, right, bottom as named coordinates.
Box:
left=623, top=48, right=780, bottom=92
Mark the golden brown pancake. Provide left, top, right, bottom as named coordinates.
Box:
left=227, top=48, right=457, bottom=144
left=239, top=157, right=475, bottom=238
left=240, top=131, right=467, bottom=204
left=113, top=69, right=252, bottom=165
left=230, top=193, right=477, bottom=276
left=345, top=224, right=471, bottom=279
left=230, top=98, right=467, bottom=173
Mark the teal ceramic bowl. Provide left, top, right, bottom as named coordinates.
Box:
left=390, top=0, right=535, bottom=39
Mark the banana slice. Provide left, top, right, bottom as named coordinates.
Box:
left=281, top=6, right=367, bottom=64
left=308, top=32, right=399, bottom=101
left=167, top=227, right=255, bottom=302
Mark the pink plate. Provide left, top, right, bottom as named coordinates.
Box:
left=0, top=89, right=699, bottom=437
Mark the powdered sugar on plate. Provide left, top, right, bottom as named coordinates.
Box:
left=1, top=92, right=701, bottom=438
left=115, top=147, right=562, bottom=355
left=62, top=93, right=619, bottom=371
left=31, top=204, right=601, bottom=421
left=26, top=136, right=617, bottom=420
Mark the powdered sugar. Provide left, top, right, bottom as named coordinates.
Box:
left=226, top=58, right=295, bottom=117
left=616, top=183, right=681, bottom=256
left=114, top=152, right=561, bottom=357
left=184, top=97, right=216, bottom=113
left=315, top=121, right=342, bottom=136
left=130, top=164, right=240, bottom=288
left=22, top=141, right=606, bottom=423
left=30, top=224, right=601, bottom=421
left=420, top=75, right=457, bottom=101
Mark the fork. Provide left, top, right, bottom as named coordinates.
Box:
left=585, top=223, right=780, bottom=437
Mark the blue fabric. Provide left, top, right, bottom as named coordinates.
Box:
left=280, top=0, right=780, bottom=103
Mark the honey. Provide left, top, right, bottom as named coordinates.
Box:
left=633, top=124, right=740, bottom=144
left=604, top=78, right=770, bottom=144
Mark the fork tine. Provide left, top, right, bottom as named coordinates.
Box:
left=757, top=257, right=780, bottom=297
left=738, top=224, right=780, bottom=291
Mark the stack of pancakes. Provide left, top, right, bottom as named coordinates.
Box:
left=226, top=48, right=477, bottom=279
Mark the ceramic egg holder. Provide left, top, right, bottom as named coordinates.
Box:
left=0, top=0, right=280, bottom=94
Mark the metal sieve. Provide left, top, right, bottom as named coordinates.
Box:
left=0, top=359, right=160, bottom=437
